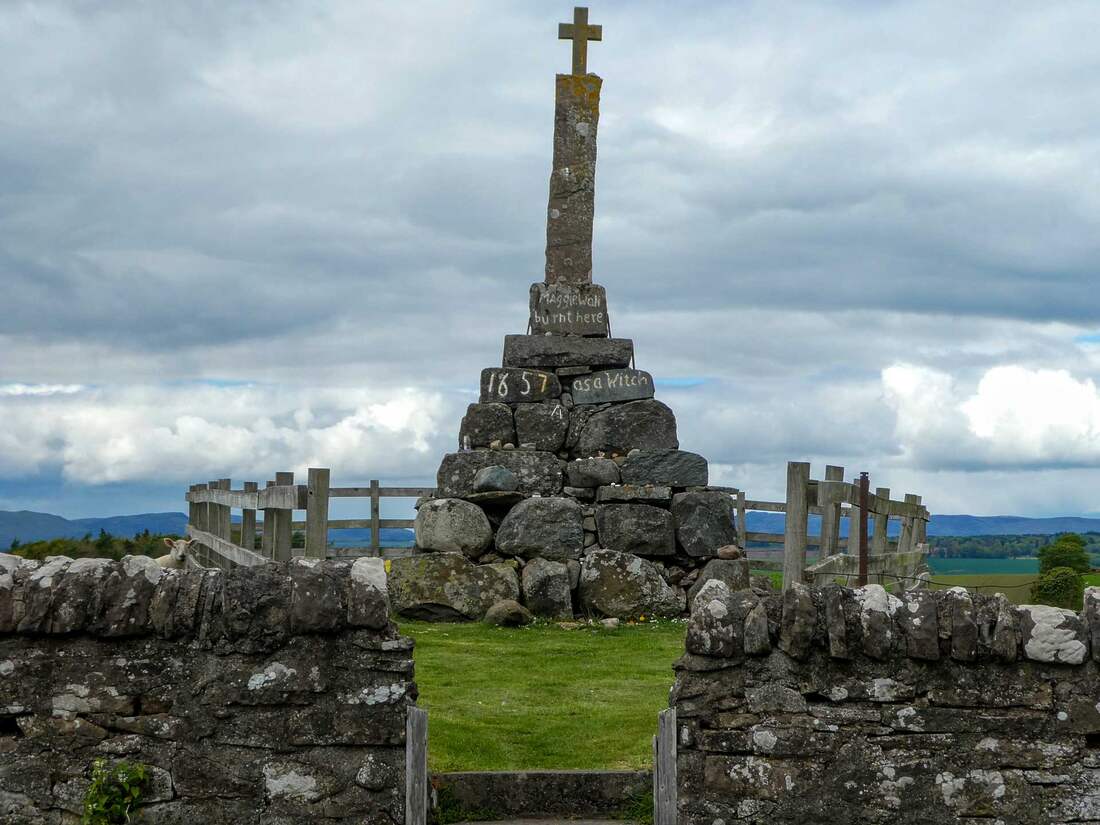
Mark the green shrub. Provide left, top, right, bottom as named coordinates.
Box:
left=1038, top=534, right=1091, bottom=576
left=1031, top=566, right=1085, bottom=610
left=82, top=758, right=148, bottom=824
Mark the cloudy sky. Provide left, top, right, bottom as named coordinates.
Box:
left=2, top=1, right=1099, bottom=520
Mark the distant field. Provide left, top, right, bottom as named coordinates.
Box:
left=400, top=619, right=685, bottom=772
left=927, top=574, right=1039, bottom=604
left=928, top=557, right=1040, bottom=575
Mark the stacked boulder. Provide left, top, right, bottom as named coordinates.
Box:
left=387, top=292, right=747, bottom=622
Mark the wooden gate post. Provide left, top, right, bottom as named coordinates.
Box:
left=273, top=471, right=294, bottom=562
left=818, top=465, right=844, bottom=558
left=782, top=462, right=811, bottom=591
left=405, top=707, right=428, bottom=825
left=370, top=479, right=381, bottom=557
left=872, top=486, right=890, bottom=555
left=240, top=481, right=258, bottom=552
left=305, top=468, right=331, bottom=559
left=654, top=708, right=677, bottom=825
left=898, top=494, right=921, bottom=554
left=735, top=490, right=747, bottom=549
left=261, top=479, right=276, bottom=559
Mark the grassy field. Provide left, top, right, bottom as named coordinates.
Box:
left=927, top=574, right=1039, bottom=604
left=399, top=619, right=686, bottom=772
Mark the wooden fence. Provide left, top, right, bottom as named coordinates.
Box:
left=185, top=469, right=433, bottom=569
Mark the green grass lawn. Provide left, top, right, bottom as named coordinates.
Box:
left=399, top=619, right=686, bottom=772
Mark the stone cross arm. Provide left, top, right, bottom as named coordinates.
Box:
left=559, top=6, right=602, bottom=75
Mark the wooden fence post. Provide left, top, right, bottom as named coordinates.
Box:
left=273, top=471, right=294, bottom=562
left=240, top=481, right=258, bottom=552
left=915, top=508, right=928, bottom=545
left=405, top=707, right=428, bottom=825
left=261, top=480, right=276, bottom=559
left=782, top=461, right=810, bottom=590
left=654, top=708, right=677, bottom=825
left=306, top=467, right=330, bottom=559
left=898, top=494, right=921, bottom=553
left=217, top=478, right=232, bottom=541
left=847, top=475, right=864, bottom=568
left=370, top=479, right=381, bottom=557
left=818, top=465, right=844, bottom=558
left=735, top=490, right=747, bottom=549
left=189, top=483, right=207, bottom=567
left=872, top=486, right=890, bottom=555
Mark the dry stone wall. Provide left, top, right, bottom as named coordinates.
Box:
left=674, top=581, right=1100, bottom=824
left=0, top=554, right=414, bottom=825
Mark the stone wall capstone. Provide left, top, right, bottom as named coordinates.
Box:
left=673, top=581, right=1100, bottom=824
left=0, top=554, right=415, bottom=825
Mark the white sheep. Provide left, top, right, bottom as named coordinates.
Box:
left=156, top=537, right=194, bottom=569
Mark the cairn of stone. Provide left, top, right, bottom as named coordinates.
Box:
left=389, top=8, right=748, bottom=623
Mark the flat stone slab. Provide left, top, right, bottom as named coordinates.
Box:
left=480, top=367, right=561, bottom=403
left=568, top=368, right=654, bottom=405
left=503, top=334, right=633, bottom=369
left=437, top=451, right=565, bottom=498
left=434, top=769, right=648, bottom=820
left=530, top=283, right=609, bottom=336
left=597, top=484, right=672, bottom=505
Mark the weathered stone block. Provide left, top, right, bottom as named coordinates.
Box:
left=480, top=367, right=561, bottom=404
left=565, top=457, right=620, bottom=487
left=514, top=402, right=569, bottom=452
left=414, top=498, right=492, bottom=557
left=529, top=282, right=608, bottom=336
left=347, top=558, right=389, bottom=629
left=495, top=497, right=584, bottom=561
left=687, top=559, right=750, bottom=605
left=595, top=503, right=675, bottom=556
left=686, top=580, right=739, bottom=657
left=502, top=334, right=633, bottom=369
left=621, top=449, right=708, bottom=487
left=900, top=589, right=939, bottom=660
left=1019, top=604, right=1088, bottom=664
left=437, top=450, right=564, bottom=497
left=387, top=552, right=519, bottom=621
left=521, top=558, right=573, bottom=620
left=473, top=465, right=519, bottom=493
left=568, top=399, right=677, bottom=456
left=596, top=484, right=672, bottom=505
left=458, top=403, right=515, bottom=449
left=568, top=368, right=654, bottom=405
left=672, top=491, right=736, bottom=557
left=578, top=549, right=684, bottom=619
left=778, top=582, right=815, bottom=660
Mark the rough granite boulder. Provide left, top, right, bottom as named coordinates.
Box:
left=521, top=558, right=573, bottom=620
left=437, top=450, right=565, bottom=497
left=473, top=465, right=519, bottom=493
left=686, top=558, right=751, bottom=604
left=568, top=399, right=678, bottom=457
left=671, top=491, right=737, bottom=557
left=387, top=553, right=519, bottom=621
left=514, top=402, right=570, bottom=452
left=414, top=498, right=492, bottom=556
left=1018, top=604, right=1088, bottom=664
left=566, top=457, right=621, bottom=487
left=619, top=449, right=708, bottom=487
left=484, top=599, right=534, bottom=627
left=459, top=402, right=515, bottom=449
left=496, top=497, right=584, bottom=561
left=578, top=549, right=685, bottom=619
left=595, top=504, right=675, bottom=556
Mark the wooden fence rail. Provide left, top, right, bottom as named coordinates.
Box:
left=185, top=470, right=434, bottom=569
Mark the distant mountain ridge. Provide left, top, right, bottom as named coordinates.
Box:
left=2, top=509, right=1099, bottom=550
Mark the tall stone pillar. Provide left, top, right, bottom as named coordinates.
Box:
left=544, top=73, right=601, bottom=286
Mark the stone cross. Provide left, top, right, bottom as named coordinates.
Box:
left=545, top=9, right=603, bottom=286
left=558, top=6, right=602, bottom=76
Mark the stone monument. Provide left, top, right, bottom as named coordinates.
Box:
left=388, top=7, right=747, bottom=622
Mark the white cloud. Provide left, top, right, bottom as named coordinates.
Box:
left=0, top=383, right=85, bottom=397
left=0, top=384, right=453, bottom=485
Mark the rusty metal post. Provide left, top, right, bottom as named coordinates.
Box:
left=857, top=472, right=870, bottom=587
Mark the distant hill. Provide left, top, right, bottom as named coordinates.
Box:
left=4, top=508, right=1100, bottom=553
left=0, top=510, right=415, bottom=549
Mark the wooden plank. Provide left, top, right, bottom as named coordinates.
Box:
left=405, top=707, right=428, bottom=825
left=305, top=467, right=330, bottom=559
left=240, top=481, right=258, bottom=552
left=304, top=518, right=415, bottom=530
left=735, top=490, right=747, bottom=548
left=872, top=486, right=890, bottom=555
left=187, top=484, right=301, bottom=511
left=782, top=461, right=810, bottom=591
left=370, top=479, right=381, bottom=557
left=261, top=479, right=276, bottom=559
left=846, top=474, right=864, bottom=558
left=654, top=707, right=677, bottom=825
left=818, top=465, right=844, bottom=557
left=187, top=525, right=268, bottom=568
left=329, top=486, right=436, bottom=498
left=743, top=499, right=785, bottom=512
left=273, top=471, right=294, bottom=562
left=898, top=493, right=921, bottom=553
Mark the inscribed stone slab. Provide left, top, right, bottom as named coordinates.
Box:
left=480, top=368, right=561, bottom=404
left=569, top=368, right=654, bottom=404
left=529, top=283, right=609, bottom=336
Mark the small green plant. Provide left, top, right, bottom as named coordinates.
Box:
left=617, top=788, right=655, bottom=825
left=82, top=758, right=148, bottom=824
left=1031, top=566, right=1085, bottom=610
